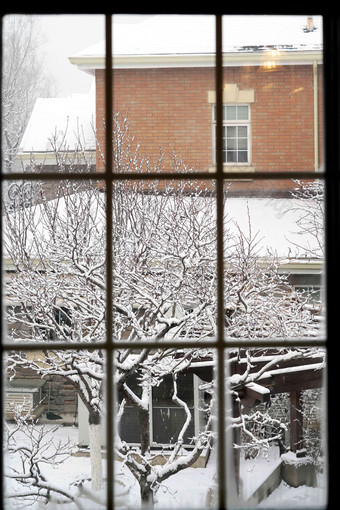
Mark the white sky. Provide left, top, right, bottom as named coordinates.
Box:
left=37, top=14, right=154, bottom=97
left=37, top=14, right=104, bottom=97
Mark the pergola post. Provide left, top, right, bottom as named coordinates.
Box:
left=283, top=390, right=317, bottom=488
left=232, top=397, right=241, bottom=494
left=289, top=390, right=304, bottom=455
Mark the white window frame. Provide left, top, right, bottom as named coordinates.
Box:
left=212, top=103, right=252, bottom=165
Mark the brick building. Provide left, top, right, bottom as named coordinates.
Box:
left=70, top=14, right=323, bottom=195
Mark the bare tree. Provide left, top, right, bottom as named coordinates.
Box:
left=2, top=15, right=57, bottom=172
left=3, top=116, right=324, bottom=507
left=4, top=404, right=85, bottom=509
left=288, top=179, right=325, bottom=258
left=224, top=208, right=323, bottom=339
left=4, top=159, right=218, bottom=504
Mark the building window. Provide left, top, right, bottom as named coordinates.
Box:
left=118, top=373, right=205, bottom=446
left=294, top=285, right=322, bottom=306
left=213, top=104, right=251, bottom=164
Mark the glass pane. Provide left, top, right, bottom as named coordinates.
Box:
left=110, top=14, right=215, bottom=173
left=237, top=126, right=247, bottom=138
left=226, top=105, right=237, bottom=120
left=226, top=347, right=327, bottom=508
left=4, top=349, right=107, bottom=507
left=153, top=408, right=195, bottom=444
left=2, top=14, right=104, bottom=174
left=112, top=179, right=217, bottom=343
left=227, top=126, right=237, bottom=137
left=238, top=151, right=248, bottom=162
left=227, top=151, right=237, bottom=163
left=3, top=179, right=107, bottom=345
left=222, top=15, right=323, bottom=175
left=227, top=138, right=237, bottom=150
left=114, top=349, right=217, bottom=508
left=223, top=179, right=325, bottom=340
left=238, top=139, right=248, bottom=151
left=153, top=373, right=195, bottom=407
left=237, top=105, right=249, bottom=120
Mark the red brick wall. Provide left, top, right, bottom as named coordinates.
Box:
left=96, top=63, right=323, bottom=195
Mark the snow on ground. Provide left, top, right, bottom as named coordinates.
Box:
left=240, top=446, right=283, bottom=501
left=241, top=447, right=327, bottom=509
left=258, top=480, right=327, bottom=509
left=4, top=424, right=327, bottom=509
left=117, top=455, right=216, bottom=509
left=4, top=424, right=215, bottom=509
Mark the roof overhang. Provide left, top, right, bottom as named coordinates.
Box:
left=69, top=49, right=322, bottom=74
left=17, top=150, right=96, bottom=166
left=278, top=258, right=323, bottom=274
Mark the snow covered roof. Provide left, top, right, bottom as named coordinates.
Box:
left=225, top=197, right=322, bottom=265
left=3, top=192, right=323, bottom=272
left=18, top=92, right=96, bottom=158
left=70, top=15, right=323, bottom=71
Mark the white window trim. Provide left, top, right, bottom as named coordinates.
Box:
left=211, top=103, right=254, bottom=176
left=209, top=84, right=255, bottom=174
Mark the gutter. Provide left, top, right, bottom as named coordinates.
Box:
left=69, top=50, right=323, bottom=72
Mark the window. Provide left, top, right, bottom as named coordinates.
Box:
left=295, top=285, right=322, bottom=303
left=2, top=12, right=337, bottom=510
left=119, top=373, right=204, bottom=446
left=209, top=84, right=254, bottom=170
left=213, top=104, right=251, bottom=163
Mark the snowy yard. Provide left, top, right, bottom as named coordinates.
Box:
left=259, top=481, right=327, bottom=509
left=4, top=423, right=215, bottom=509
left=4, top=424, right=327, bottom=509
left=240, top=447, right=327, bottom=509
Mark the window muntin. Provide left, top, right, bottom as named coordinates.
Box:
left=1, top=11, right=330, bottom=510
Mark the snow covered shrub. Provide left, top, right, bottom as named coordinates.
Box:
left=4, top=404, right=83, bottom=509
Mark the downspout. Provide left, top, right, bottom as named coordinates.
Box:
left=313, top=60, right=319, bottom=171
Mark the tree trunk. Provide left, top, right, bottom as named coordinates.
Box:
left=88, top=413, right=103, bottom=491
left=139, top=407, right=150, bottom=456
left=139, top=407, right=153, bottom=506
left=140, top=477, right=154, bottom=508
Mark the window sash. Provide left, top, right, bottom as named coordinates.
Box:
left=2, top=13, right=337, bottom=510
left=214, top=105, right=251, bottom=165
left=119, top=373, right=201, bottom=446
left=214, top=104, right=250, bottom=122
left=223, top=124, right=249, bottom=163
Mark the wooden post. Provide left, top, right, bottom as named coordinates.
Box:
left=232, top=397, right=241, bottom=495
left=290, top=390, right=304, bottom=454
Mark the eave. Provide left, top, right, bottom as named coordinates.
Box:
left=17, top=150, right=96, bottom=166
left=278, top=258, right=323, bottom=274
left=69, top=49, right=323, bottom=74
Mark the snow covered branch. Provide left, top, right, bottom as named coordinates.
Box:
left=5, top=406, right=85, bottom=509
left=3, top=115, right=325, bottom=506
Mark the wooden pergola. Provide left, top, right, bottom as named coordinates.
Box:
left=229, top=348, right=325, bottom=490
left=185, top=347, right=324, bottom=492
